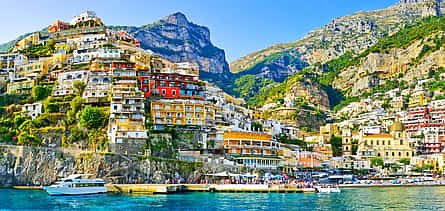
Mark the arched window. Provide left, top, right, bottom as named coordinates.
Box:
left=377, top=153, right=381, bottom=157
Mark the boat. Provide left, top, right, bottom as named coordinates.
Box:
left=43, top=174, right=107, bottom=196
left=315, top=185, right=341, bottom=193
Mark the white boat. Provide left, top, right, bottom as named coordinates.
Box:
left=315, top=185, right=341, bottom=193
left=43, top=174, right=107, bottom=196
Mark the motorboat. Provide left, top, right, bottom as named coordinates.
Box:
left=315, top=185, right=341, bottom=193
left=43, top=174, right=107, bottom=196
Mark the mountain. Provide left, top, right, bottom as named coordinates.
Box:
left=108, top=12, right=229, bottom=75
left=327, top=16, right=445, bottom=97
left=230, top=0, right=443, bottom=82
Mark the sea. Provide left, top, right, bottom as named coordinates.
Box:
left=0, top=186, right=444, bottom=210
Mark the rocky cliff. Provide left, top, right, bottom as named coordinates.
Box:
left=333, top=31, right=445, bottom=96
left=230, top=0, right=443, bottom=82
left=109, top=12, right=229, bottom=74
left=0, top=146, right=234, bottom=187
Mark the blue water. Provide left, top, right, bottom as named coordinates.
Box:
left=0, top=187, right=445, bottom=210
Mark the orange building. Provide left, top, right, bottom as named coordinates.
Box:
left=223, top=132, right=283, bottom=169
left=48, top=20, right=70, bottom=33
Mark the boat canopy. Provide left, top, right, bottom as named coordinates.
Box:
left=65, top=174, right=95, bottom=179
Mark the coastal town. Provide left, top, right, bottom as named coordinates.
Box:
left=0, top=11, right=444, bottom=191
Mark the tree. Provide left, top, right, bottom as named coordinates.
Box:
left=31, top=85, right=52, bottom=102
left=14, top=115, right=31, bottom=128
left=16, top=132, right=40, bottom=146
left=399, top=158, right=410, bottom=166
left=73, top=81, right=86, bottom=96
left=70, top=96, right=83, bottom=115
left=329, top=135, right=342, bottom=156
left=371, top=157, right=384, bottom=167
left=43, top=97, right=60, bottom=113
left=80, top=106, right=107, bottom=129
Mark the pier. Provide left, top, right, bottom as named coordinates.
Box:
left=10, top=184, right=316, bottom=194
left=105, top=184, right=314, bottom=194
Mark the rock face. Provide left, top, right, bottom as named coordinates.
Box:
left=109, top=12, right=229, bottom=74
left=0, top=146, right=235, bottom=187
left=230, top=0, right=443, bottom=81
left=333, top=33, right=445, bottom=96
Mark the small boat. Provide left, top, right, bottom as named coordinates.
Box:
left=315, top=185, right=341, bottom=193
left=43, top=174, right=107, bottom=196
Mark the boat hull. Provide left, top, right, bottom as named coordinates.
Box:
left=43, top=186, right=107, bottom=196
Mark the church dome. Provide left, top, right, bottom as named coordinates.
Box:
left=390, top=121, right=404, bottom=132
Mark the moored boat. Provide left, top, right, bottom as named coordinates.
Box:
left=43, top=174, right=107, bottom=196
left=315, top=185, right=341, bottom=193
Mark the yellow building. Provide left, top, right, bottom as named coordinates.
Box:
left=320, top=123, right=339, bottom=136
left=7, top=79, right=36, bottom=94
left=223, top=131, right=282, bottom=169
left=13, top=33, right=40, bottom=51
left=16, top=62, right=49, bottom=78
left=358, top=121, right=415, bottom=161
left=151, top=99, right=217, bottom=128
left=409, top=91, right=429, bottom=108
left=130, top=52, right=154, bottom=70
left=411, top=154, right=444, bottom=172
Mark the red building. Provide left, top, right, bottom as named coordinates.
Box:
left=138, top=69, right=204, bottom=100
left=298, top=151, right=323, bottom=168
left=91, top=60, right=135, bottom=71
left=48, top=21, right=70, bottom=33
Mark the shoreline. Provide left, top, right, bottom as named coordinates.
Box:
left=7, top=183, right=445, bottom=194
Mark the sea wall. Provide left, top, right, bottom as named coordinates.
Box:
left=0, top=145, right=235, bottom=187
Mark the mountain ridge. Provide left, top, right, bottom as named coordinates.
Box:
left=230, top=0, right=443, bottom=82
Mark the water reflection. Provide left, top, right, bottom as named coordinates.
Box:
left=1, top=187, right=445, bottom=210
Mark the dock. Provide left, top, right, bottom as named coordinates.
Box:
left=9, top=184, right=315, bottom=194
left=105, top=184, right=315, bottom=194
left=12, top=186, right=43, bottom=190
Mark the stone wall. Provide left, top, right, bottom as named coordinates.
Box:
left=0, top=145, right=235, bottom=187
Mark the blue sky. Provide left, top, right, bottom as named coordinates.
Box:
left=0, top=0, right=399, bottom=62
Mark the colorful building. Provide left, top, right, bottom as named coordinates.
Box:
left=48, top=20, right=70, bottom=33
left=409, top=90, right=429, bottom=108
left=108, top=68, right=147, bottom=154
left=7, top=79, right=36, bottom=95
left=138, top=62, right=202, bottom=99
left=223, top=132, right=283, bottom=169
left=358, top=121, right=415, bottom=161
left=150, top=98, right=217, bottom=129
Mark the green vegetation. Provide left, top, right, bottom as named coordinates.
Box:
left=19, top=40, right=55, bottom=57
left=399, top=158, right=410, bottom=165
left=318, top=16, right=445, bottom=86
left=31, top=85, right=53, bottom=102
left=414, top=164, right=435, bottom=171
left=234, top=51, right=308, bottom=75
left=329, top=135, right=342, bottom=156
left=370, top=157, right=384, bottom=167
left=80, top=106, right=108, bottom=130
left=232, top=75, right=276, bottom=106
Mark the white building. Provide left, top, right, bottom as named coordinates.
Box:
left=53, top=70, right=89, bottom=97
left=83, top=71, right=111, bottom=103
left=21, top=103, right=42, bottom=120
left=70, top=11, right=98, bottom=25
left=73, top=48, right=122, bottom=63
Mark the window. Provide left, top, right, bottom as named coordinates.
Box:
left=162, top=89, right=166, bottom=95
left=400, top=140, right=403, bottom=145
left=172, top=90, right=176, bottom=96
